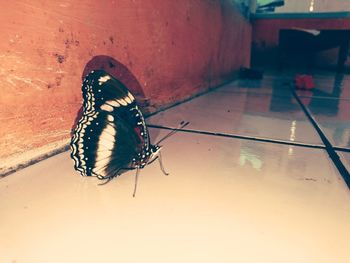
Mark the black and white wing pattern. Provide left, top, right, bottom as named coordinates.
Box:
left=70, top=70, right=156, bottom=180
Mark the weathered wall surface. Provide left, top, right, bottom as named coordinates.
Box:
left=0, top=0, right=252, bottom=174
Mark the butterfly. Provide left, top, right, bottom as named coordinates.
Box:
left=70, top=70, right=188, bottom=196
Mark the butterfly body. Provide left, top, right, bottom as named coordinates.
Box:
left=70, top=70, right=157, bottom=180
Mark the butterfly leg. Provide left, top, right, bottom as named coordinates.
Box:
left=95, top=169, right=124, bottom=185
left=158, top=151, right=169, bottom=176
left=132, top=167, right=140, bottom=197
left=98, top=176, right=113, bottom=186
left=93, top=171, right=114, bottom=185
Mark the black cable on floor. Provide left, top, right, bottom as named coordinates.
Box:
left=291, top=87, right=350, bottom=189
left=334, top=147, right=350, bottom=153
left=148, top=124, right=326, bottom=150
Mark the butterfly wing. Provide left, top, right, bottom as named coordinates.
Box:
left=70, top=70, right=152, bottom=178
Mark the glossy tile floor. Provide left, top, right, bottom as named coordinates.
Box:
left=1, top=71, right=350, bottom=263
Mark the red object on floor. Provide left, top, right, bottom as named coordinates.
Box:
left=295, top=75, right=315, bottom=90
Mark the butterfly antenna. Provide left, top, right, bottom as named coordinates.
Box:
left=158, top=151, right=169, bottom=176
left=155, top=121, right=189, bottom=146
left=132, top=167, right=140, bottom=198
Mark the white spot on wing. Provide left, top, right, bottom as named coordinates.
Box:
left=94, top=122, right=117, bottom=176
left=106, top=100, right=120, bottom=107
left=127, top=91, right=135, bottom=100
left=124, top=96, right=132, bottom=104
left=100, top=104, right=114, bottom=112
left=98, top=75, right=111, bottom=85
left=117, top=99, right=127, bottom=106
